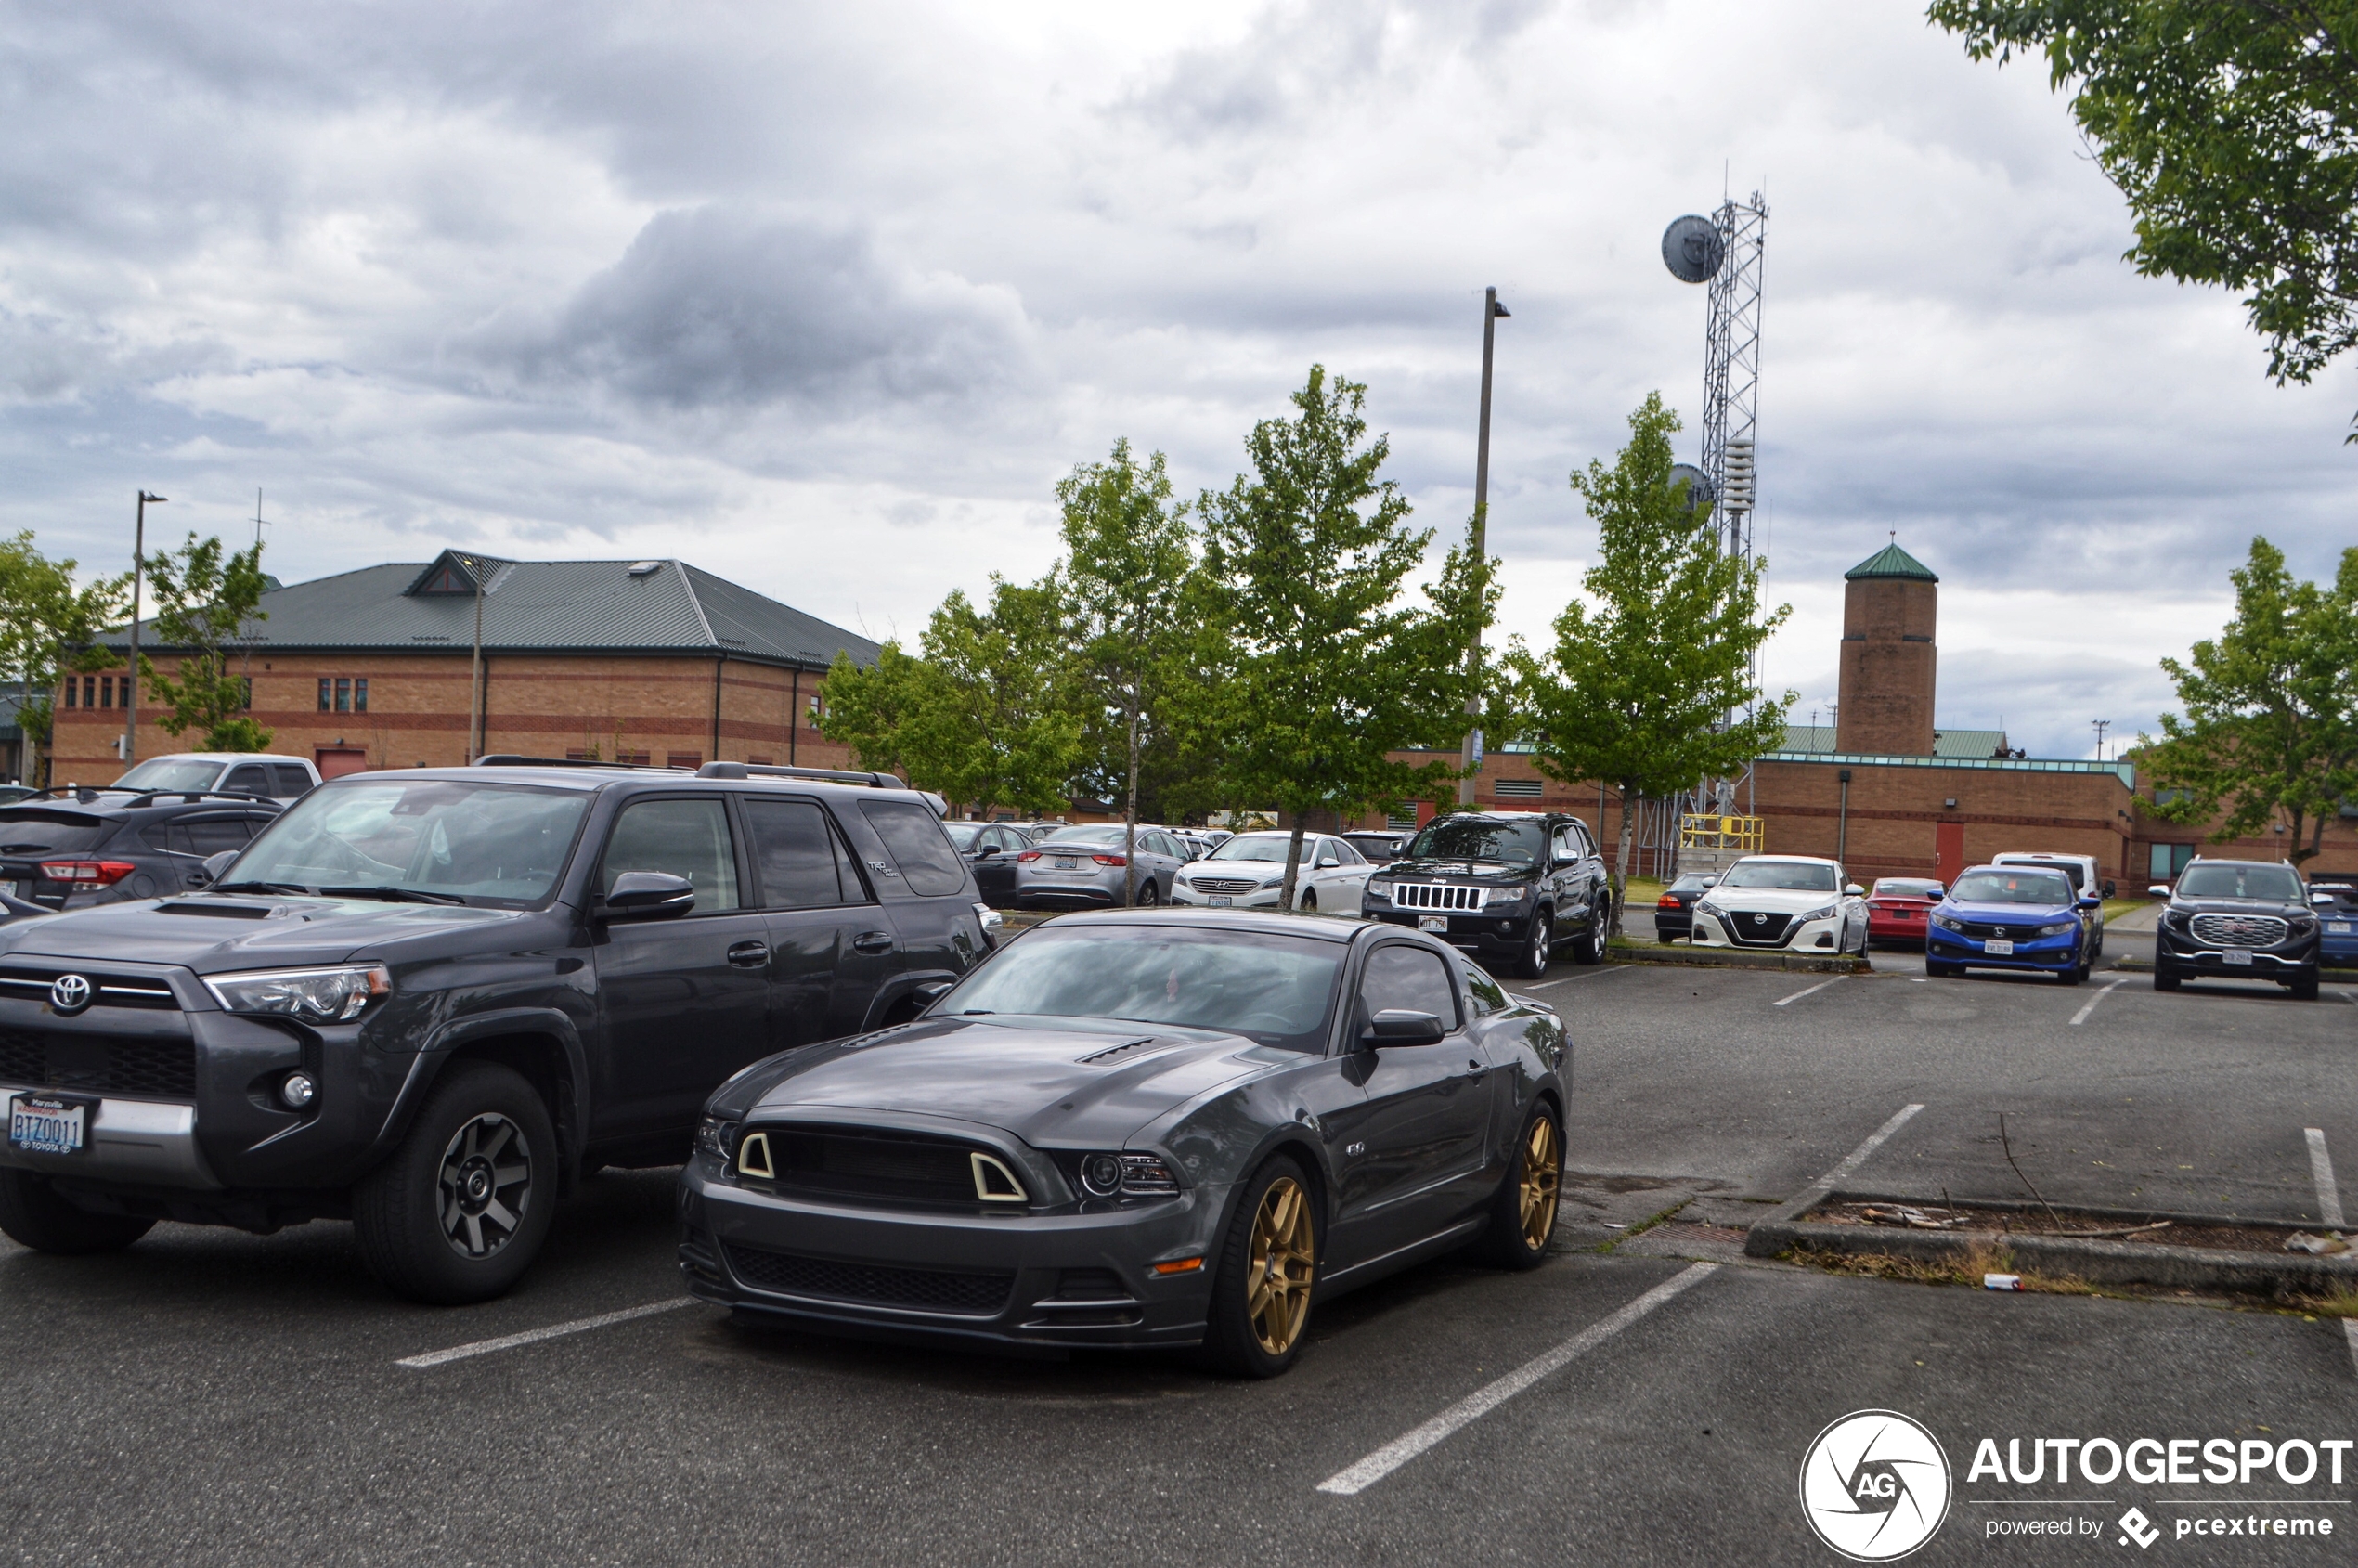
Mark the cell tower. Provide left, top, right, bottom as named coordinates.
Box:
left=1663, top=193, right=1768, bottom=561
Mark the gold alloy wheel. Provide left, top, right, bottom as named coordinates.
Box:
left=1519, top=1117, right=1561, bottom=1251
left=1245, top=1175, right=1316, bottom=1355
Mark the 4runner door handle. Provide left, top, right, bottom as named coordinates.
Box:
left=726, top=940, right=770, bottom=968
left=852, top=931, right=896, bottom=954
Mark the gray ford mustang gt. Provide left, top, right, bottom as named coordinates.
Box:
left=678, top=908, right=1570, bottom=1377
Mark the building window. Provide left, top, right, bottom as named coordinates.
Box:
left=2154, top=787, right=2189, bottom=807
left=318, top=677, right=368, bottom=713
left=100, top=675, right=114, bottom=710
left=667, top=753, right=702, bottom=771
left=83, top=675, right=97, bottom=709
left=807, top=695, right=823, bottom=730
left=2148, top=843, right=2196, bottom=879
left=60, top=678, right=74, bottom=709
left=317, top=679, right=331, bottom=712
left=353, top=679, right=367, bottom=713
left=240, top=677, right=253, bottom=710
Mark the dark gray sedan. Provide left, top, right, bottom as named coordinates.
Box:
left=679, top=909, right=1570, bottom=1376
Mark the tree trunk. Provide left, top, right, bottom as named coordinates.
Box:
left=1613, top=784, right=1635, bottom=918
left=1279, top=821, right=1308, bottom=911
left=1123, top=685, right=1140, bottom=904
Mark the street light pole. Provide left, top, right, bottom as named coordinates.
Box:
left=1458, top=287, right=1509, bottom=807
left=125, top=491, right=165, bottom=768
left=466, top=554, right=486, bottom=762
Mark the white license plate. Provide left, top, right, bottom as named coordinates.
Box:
left=7, top=1094, right=90, bottom=1156
left=1210, top=896, right=1232, bottom=907
left=1984, top=939, right=2014, bottom=954
left=2223, top=949, right=2254, bottom=966
left=1419, top=915, right=1449, bottom=933
left=2330, top=922, right=2351, bottom=934
left=1053, top=856, right=1078, bottom=870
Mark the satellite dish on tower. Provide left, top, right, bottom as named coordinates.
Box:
left=1661, top=214, right=1725, bottom=284
left=1668, top=463, right=1716, bottom=516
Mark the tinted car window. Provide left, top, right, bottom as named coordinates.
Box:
left=270, top=765, right=314, bottom=797
left=860, top=801, right=967, bottom=896
left=1406, top=817, right=1543, bottom=866
left=223, top=765, right=271, bottom=797
left=180, top=815, right=256, bottom=857
left=1358, top=944, right=1459, bottom=1029
left=0, top=811, right=113, bottom=854
left=601, top=797, right=741, bottom=912
left=2178, top=863, right=2303, bottom=901
left=1461, top=961, right=1510, bottom=1017
left=1950, top=870, right=2075, bottom=905
left=1999, top=857, right=2083, bottom=891
left=743, top=798, right=846, bottom=909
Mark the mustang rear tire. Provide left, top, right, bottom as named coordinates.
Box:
left=1198, top=1155, right=1318, bottom=1379
left=354, top=1061, right=557, bottom=1305
left=1472, top=1101, right=1561, bottom=1269
left=0, top=1170, right=154, bottom=1253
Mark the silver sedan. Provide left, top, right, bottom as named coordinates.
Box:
left=1012, top=823, right=1191, bottom=909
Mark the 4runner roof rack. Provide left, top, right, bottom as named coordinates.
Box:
left=471, top=755, right=688, bottom=772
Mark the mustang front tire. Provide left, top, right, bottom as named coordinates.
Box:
left=1199, top=1155, right=1318, bottom=1379
left=0, top=1170, right=155, bottom=1254
left=1473, top=1102, right=1561, bottom=1269
left=354, top=1061, right=558, bottom=1305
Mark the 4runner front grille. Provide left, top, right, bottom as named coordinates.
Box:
left=0, top=1029, right=198, bottom=1098
left=0, top=967, right=178, bottom=1010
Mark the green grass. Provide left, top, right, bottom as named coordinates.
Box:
left=2101, top=898, right=2144, bottom=925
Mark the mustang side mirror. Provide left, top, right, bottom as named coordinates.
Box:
left=600, top=870, right=696, bottom=921
left=1844, top=883, right=1864, bottom=897
left=1361, top=1008, right=1445, bottom=1050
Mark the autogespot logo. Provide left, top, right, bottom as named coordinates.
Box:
left=1800, top=1409, right=1953, bottom=1562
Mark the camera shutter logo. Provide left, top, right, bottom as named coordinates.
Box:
left=1798, top=1409, right=1951, bottom=1561
left=49, top=974, right=93, bottom=1017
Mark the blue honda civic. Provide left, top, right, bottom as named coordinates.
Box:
left=1924, top=864, right=2097, bottom=984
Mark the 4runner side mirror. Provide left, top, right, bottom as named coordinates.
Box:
left=1360, top=1009, right=1445, bottom=1050
left=600, top=870, right=696, bottom=921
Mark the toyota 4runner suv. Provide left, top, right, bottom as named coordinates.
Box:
left=1360, top=810, right=1613, bottom=978
left=0, top=759, right=997, bottom=1302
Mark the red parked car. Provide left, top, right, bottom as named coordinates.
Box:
left=1866, top=877, right=1945, bottom=948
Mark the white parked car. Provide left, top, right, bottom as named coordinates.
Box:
left=1690, top=855, right=1869, bottom=954
left=1171, top=830, right=1373, bottom=914
left=110, top=752, right=320, bottom=800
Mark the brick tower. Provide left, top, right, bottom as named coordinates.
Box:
left=1835, top=542, right=1937, bottom=756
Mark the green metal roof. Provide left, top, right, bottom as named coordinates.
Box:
left=1845, top=543, right=1938, bottom=582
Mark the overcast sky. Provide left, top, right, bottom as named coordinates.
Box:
left=4, top=0, right=2352, bottom=761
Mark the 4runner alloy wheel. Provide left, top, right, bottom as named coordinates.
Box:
left=354, top=1060, right=558, bottom=1305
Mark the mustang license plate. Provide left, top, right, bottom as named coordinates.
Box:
left=1053, top=856, right=1078, bottom=870
left=1983, top=939, right=2014, bottom=954
left=8, top=1093, right=96, bottom=1156
left=2223, top=949, right=2254, bottom=965
left=1418, top=915, right=1449, bottom=933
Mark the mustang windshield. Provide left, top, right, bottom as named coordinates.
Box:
left=1404, top=818, right=1544, bottom=866
left=2177, top=863, right=2302, bottom=901
left=226, top=779, right=590, bottom=907
left=1720, top=861, right=1838, bottom=892
left=1949, top=870, right=2074, bottom=905
left=941, top=925, right=1343, bottom=1052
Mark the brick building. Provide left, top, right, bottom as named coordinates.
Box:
left=47, top=550, right=880, bottom=784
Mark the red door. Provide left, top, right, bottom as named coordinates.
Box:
left=1935, top=823, right=1966, bottom=888
left=315, top=748, right=368, bottom=779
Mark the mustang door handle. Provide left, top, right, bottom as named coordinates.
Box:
left=726, top=940, right=770, bottom=968
left=1464, top=1058, right=1489, bottom=1080
left=851, top=931, right=896, bottom=954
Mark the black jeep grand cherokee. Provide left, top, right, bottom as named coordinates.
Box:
left=1361, top=810, right=1613, bottom=978
left=0, top=760, right=996, bottom=1302
left=2150, top=857, right=2321, bottom=1000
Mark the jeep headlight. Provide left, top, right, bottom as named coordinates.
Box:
left=1484, top=885, right=1528, bottom=906
left=204, top=964, right=391, bottom=1022
left=1366, top=879, right=1393, bottom=901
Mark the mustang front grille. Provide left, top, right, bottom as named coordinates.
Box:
left=2190, top=914, right=2287, bottom=949
left=724, top=1244, right=1014, bottom=1315
left=744, top=1123, right=1006, bottom=1207
left=1392, top=884, right=1484, bottom=912
left=0, top=1029, right=197, bottom=1098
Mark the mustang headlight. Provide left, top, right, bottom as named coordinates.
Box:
left=1079, top=1152, right=1125, bottom=1197
left=204, top=964, right=391, bottom=1022
left=694, top=1116, right=739, bottom=1162
left=2037, top=921, right=2077, bottom=937
left=1120, top=1153, right=1179, bottom=1195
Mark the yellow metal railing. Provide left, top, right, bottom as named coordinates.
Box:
left=1679, top=812, right=1764, bottom=852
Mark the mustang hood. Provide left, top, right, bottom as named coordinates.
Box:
left=746, top=1016, right=1278, bottom=1148
left=0, top=895, right=534, bottom=972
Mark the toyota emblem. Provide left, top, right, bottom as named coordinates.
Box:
left=49, top=974, right=93, bottom=1016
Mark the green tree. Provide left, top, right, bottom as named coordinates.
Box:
left=0, top=533, right=134, bottom=785
left=2140, top=536, right=2358, bottom=863
left=820, top=577, right=1082, bottom=816
left=1500, top=394, right=1793, bottom=910
left=1928, top=1, right=2358, bottom=439
left=1197, top=365, right=1496, bottom=907
left=1054, top=439, right=1197, bottom=901
left=137, top=533, right=274, bottom=752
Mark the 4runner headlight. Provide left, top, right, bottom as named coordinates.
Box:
left=204, top=964, right=391, bottom=1022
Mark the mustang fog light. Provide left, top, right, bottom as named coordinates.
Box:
left=279, top=1071, right=317, bottom=1110
left=1079, top=1152, right=1125, bottom=1197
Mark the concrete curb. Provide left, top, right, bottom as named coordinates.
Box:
left=2107, top=952, right=2358, bottom=981
left=1604, top=942, right=1869, bottom=975
left=1743, top=1190, right=2358, bottom=1296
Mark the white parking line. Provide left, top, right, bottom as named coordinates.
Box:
left=2305, top=1128, right=2346, bottom=1229
left=1525, top=965, right=1634, bottom=991
left=396, top=1297, right=699, bottom=1368
left=1315, top=1263, right=1718, bottom=1496
left=2069, top=975, right=2130, bottom=1027
left=1767, top=1103, right=1928, bottom=1225
left=1771, top=978, right=1845, bottom=1007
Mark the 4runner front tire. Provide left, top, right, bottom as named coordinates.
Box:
left=0, top=1170, right=155, bottom=1253
left=355, top=1061, right=558, bottom=1305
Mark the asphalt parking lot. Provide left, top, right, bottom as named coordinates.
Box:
left=5, top=946, right=2352, bottom=1565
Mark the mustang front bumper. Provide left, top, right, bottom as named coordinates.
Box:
left=679, top=1154, right=1231, bottom=1351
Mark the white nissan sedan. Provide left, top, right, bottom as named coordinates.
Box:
left=1689, top=855, right=1869, bottom=955
left=1170, top=831, right=1373, bottom=914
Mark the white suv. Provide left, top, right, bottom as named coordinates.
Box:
left=1991, top=851, right=2112, bottom=956
left=110, top=753, right=320, bottom=799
